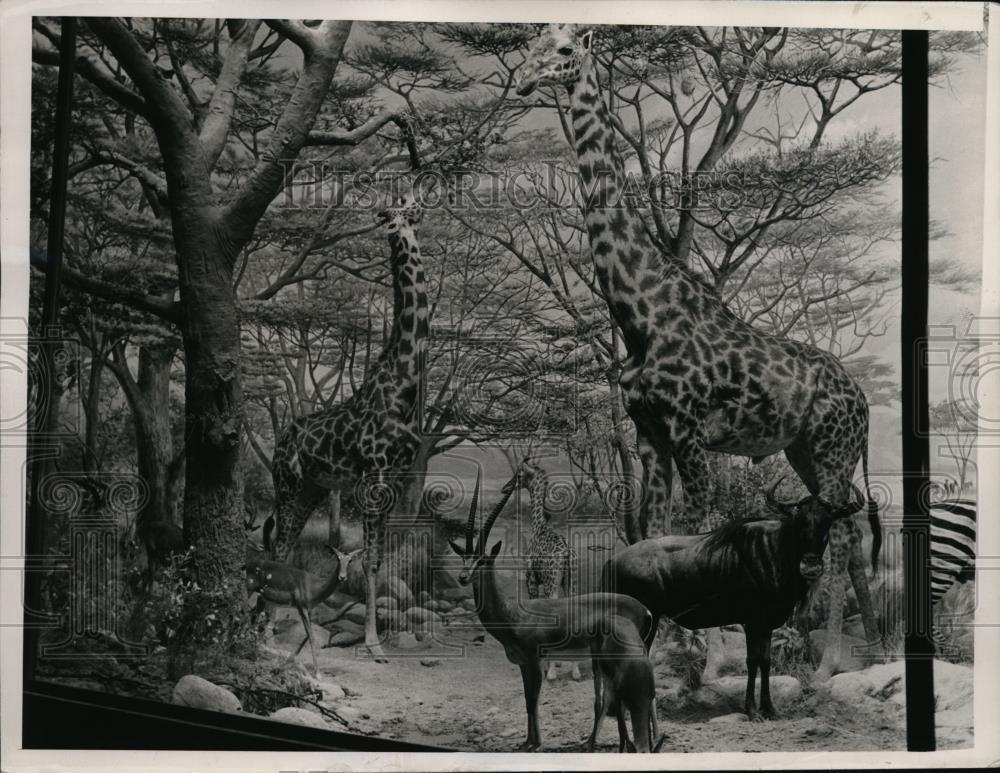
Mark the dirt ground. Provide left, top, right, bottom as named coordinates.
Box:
left=307, top=626, right=912, bottom=753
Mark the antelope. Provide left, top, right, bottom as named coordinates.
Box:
left=448, top=471, right=661, bottom=752
left=244, top=544, right=363, bottom=673
left=602, top=479, right=862, bottom=720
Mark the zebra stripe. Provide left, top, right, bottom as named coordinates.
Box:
left=929, top=498, right=976, bottom=605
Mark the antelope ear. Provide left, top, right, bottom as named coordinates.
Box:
left=490, top=540, right=503, bottom=557
left=448, top=538, right=464, bottom=557
left=580, top=30, right=593, bottom=51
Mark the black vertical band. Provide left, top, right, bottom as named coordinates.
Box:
left=901, top=28, right=935, bottom=753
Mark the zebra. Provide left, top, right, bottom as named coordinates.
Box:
left=929, top=498, right=977, bottom=654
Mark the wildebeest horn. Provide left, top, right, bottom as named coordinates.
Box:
left=465, top=470, right=482, bottom=553
left=764, top=475, right=795, bottom=514
left=476, top=484, right=515, bottom=556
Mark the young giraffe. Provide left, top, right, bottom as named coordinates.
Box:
left=502, top=457, right=582, bottom=681
left=516, top=24, right=883, bottom=680
left=269, top=196, right=428, bottom=662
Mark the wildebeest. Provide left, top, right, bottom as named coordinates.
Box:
left=602, top=480, right=864, bottom=719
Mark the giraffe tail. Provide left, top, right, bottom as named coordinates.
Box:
left=862, top=439, right=882, bottom=574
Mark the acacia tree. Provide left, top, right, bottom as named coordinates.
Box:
left=32, top=17, right=413, bottom=662
left=928, top=398, right=977, bottom=490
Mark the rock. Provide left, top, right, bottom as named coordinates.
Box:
left=386, top=577, right=414, bottom=610
left=809, top=629, right=877, bottom=674
left=405, top=606, right=443, bottom=630
left=376, top=608, right=402, bottom=633
left=655, top=675, right=686, bottom=704
left=694, top=675, right=800, bottom=710
left=842, top=614, right=867, bottom=641
left=440, top=585, right=471, bottom=602
left=273, top=620, right=328, bottom=653
left=375, top=596, right=399, bottom=612
left=708, top=712, right=749, bottom=724
left=172, top=675, right=242, bottom=713
left=424, top=599, right=439, bottom=611
left=309, top=679, right=347, bottom=700
left=420, top=658, right=441, bottom=667
left=396, top=631, right=430, bottom=650
left=436, top=599, right=454, bottom=613
left=416, top=589, right=432, bottom=606
left=461, top=598, right=478, bottom=612
left=327, top=630, right=364, bottom=648
left=703, top=629, right=747, bottom=679
left=341, top=604, right=367, bottom=626
left=270, top=707, right=330, bottom=729
left=329, top=617, right=363, bottom=635
left=335, top=705, right=363, bottom=723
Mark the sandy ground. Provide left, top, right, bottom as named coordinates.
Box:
left=307, top=625, right=911, bottom=753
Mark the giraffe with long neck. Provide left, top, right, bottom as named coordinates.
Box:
left=502, top=458, right=581, bottom=681
left=516, top=24, right=883, bottom=680
left=270, top=196, right=428, bottom=662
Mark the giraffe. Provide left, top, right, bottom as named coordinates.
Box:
left=269, top=195, right=428, bottom=662
left=502, top=457, right=582, bottom=681
left=515, top=24, right=883, bottom=680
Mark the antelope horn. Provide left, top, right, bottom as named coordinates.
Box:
left=465, top=470, right=482, bottom=553
left=476, top=484, right=516, bottom=556
left=764, top=475, right=794, bottom=514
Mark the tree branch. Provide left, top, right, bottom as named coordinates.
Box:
left=32, top=45, right=148, bottom=116
left=200, top=20, right=263, bottom=170
left=31, top=250, right=180, bottom=324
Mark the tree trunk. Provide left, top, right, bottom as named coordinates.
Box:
left=134, top=344, right=178, bottom=527
left=82, top=350, right=103, bottom=475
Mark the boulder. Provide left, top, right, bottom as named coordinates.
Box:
left=424, top=599, right=439, bottom=611
left=708, top=712, right=749, bottom=724
left=416, top=589, right=432, bottom=606
left=342, top=604, right=367, bottom=626
left=693, top=675, right=800, bottom=711
left=809, top=630, right=877, bottom=674
left=420, top=658, right=441, bottom=667
left=327, top=630, right=364, bottom=648
left=376, top=608, right=402, bottom=633
left=172, top=675, right=241, bottom=713
left=439, top=585, right=471, bottom=603
left=270, top=707, right=330, bottom=729
left=396, top=631, right=430, bottom=651
left=307, top=678, right=347, bottom=700
left=329, top=617, right=365, bottom=633
left=273, top=620, right=327, bottom=652
left=384, top=577, right=414, bottom=610
left=405, top=606, right=443, bottom=630
left=461, top=598, right=478, bottom=612
left=375, top=596, right=399, bottom=612
left=436, top=599, right=454, bottom=613
left=702, top=630, right=747, bottom=679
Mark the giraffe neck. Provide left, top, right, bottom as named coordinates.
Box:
left=361, top=225, right=428, bottom=416
left=568, top=54, right=678, bottom=353
left=527, top=472, right=548, bottom=535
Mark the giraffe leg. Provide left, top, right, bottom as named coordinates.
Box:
left=815, top=519, right=850, bottom=682
left=273, top=481, right=326, bottom=561
left=544, top=573, right=560, bottom=681
left=363, top=507, right=388, bottom=663
left=670, top=433, right=713, bottom=527
left=637, top=433, right=672, bottom=538
left=846, top=520, right=884, bottom=661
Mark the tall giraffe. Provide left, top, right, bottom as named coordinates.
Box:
left=502, top=457, right=581, bottom=681
left=270, top=196, right=428, bottom=662
left=516, top=24, right=883, bottom=679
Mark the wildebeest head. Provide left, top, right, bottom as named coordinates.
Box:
left=764, top=477, right=865, bottom=582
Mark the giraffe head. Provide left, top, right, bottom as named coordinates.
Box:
left=448, top=470, right=514, bottom=584
left=515, top=24, right=593, bottom=96
left=501, top=456, right=545, bottom=495
left=376, top=194, right=423, bottom=234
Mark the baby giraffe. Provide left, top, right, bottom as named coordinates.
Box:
left=245, top=545, right=363, bottom=673
left=503, top=457, right=581, bottom=681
